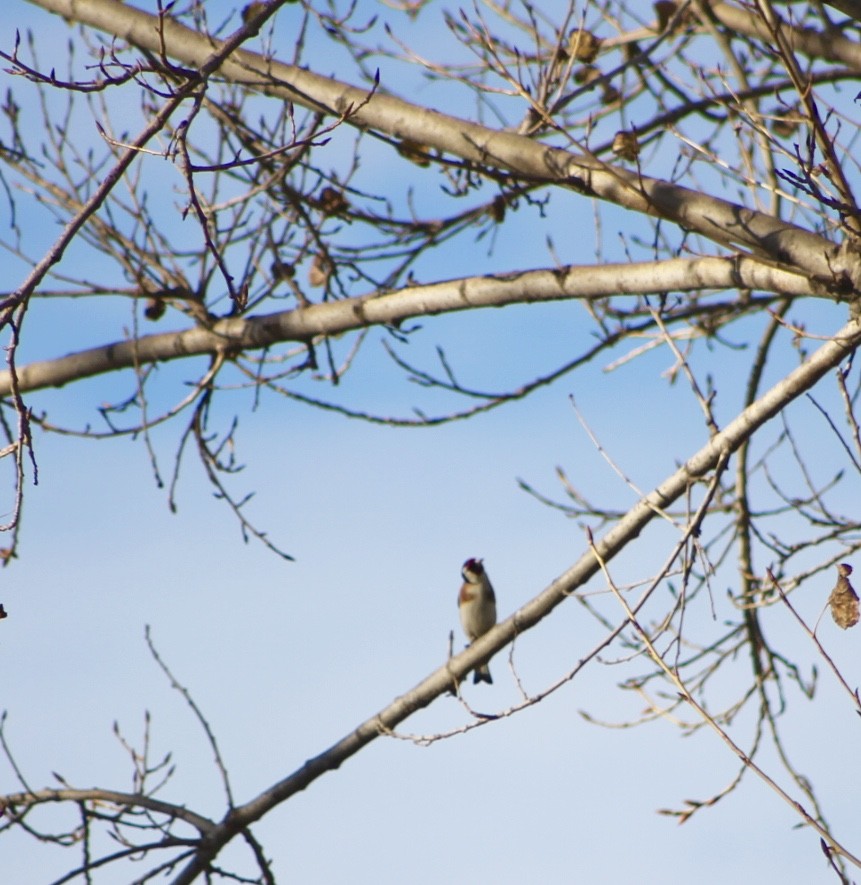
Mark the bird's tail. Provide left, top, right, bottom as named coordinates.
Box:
left=473, top=663, right=493, bottom=684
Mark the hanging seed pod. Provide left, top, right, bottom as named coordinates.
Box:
left=396, top=139, right=432, bottom=167
left=143, top=296, right=166, bottom=321
left=574, top=64, right=601, bottom=86
left=654, top=2, right=678, bottom=31
left=317, top=186, right=349, bottom=216
left=612, top=130, right=640, bottom=161
left=490, top=195, right=506, bottom=223
left=569, top=30, right=602, bottom=63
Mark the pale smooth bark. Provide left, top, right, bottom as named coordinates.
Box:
left=0, top=257, right=813, bottom=395
left=25, top=0, right=855, bottom=284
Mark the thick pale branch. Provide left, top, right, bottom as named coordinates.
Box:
left=170, top=316, right=861, bottom=883
left=26, top=0, right=857, bottom=287
left=709, top=1, right=861, bottom=68
left=6, top=5, right=861, bottom=880
left=0, top=257, right=813, bottom=395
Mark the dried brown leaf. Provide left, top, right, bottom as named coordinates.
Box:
left=308, top=254, right=332, bottom=288
left=829, top=563, right=859, bottom=629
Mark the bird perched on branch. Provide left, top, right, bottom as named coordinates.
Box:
left=458, top=558, right=497, bottom=684
left=829, top=562, right=859, bottom=629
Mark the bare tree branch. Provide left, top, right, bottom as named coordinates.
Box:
left=0, top=256, right=813, bottom=395
left=170, top=316, right=861, bottom=880
left=26, top=0, right=859, bottom=287
left=5, top=2, right=861, bottom=880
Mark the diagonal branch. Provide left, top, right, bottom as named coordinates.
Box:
left=26, top=0, right=859, bottom=289
left=167, top=315, right=861, bottom=883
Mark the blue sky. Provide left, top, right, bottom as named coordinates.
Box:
left=5, top=397, right=859, bottom=883
left=2, top=2, right=861, bottom=883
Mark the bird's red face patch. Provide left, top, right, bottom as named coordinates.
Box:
left=463, top=557, right=483, bottom=575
